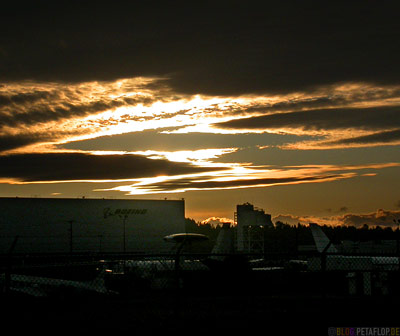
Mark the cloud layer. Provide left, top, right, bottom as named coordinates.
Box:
left=1, top=2, right=400, bottom=96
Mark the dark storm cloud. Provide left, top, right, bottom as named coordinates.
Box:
left=216, top=106, right=400, bottom=132
left=1, top=1, right=399, bottom=95
left=0, top=152, right=221, bottom=182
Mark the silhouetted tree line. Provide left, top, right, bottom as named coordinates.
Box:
left=264, top=222, right=313, bottom=254
left=185, top=218, right=223, bottom=252
left=185, top=218, right=400, bottom=254
left=268, top=222, right=400, bottom=253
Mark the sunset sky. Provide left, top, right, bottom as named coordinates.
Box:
left=1, top=1, right=400, bottom=227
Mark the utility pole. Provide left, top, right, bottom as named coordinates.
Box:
left=68, top=220, right=74, bottom=254
left=395, top=219, right=400, bottom=255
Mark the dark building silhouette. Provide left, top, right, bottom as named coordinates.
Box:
left=235, top=203, right=273, bottom=253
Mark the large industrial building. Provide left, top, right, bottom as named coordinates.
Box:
left=0, top=197, right=185, bottom=254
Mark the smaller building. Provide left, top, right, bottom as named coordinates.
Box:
left=235, top=203, right=273, bottom=254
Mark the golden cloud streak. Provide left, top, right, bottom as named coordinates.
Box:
left=2, top=78, right=400, bottom=156
left=98, top=162, right=400, bottom=195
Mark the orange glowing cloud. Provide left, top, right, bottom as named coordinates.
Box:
left=2, top=79, right=400, bottom=155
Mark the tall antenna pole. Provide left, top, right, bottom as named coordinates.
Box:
left=122, top=214, right=128, bottom=253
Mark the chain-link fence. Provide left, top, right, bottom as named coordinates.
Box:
left=1, top=252, right=399, bottom=332
left=1, top=251, right=399, bottom=298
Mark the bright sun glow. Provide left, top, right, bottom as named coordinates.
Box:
left=129, top=148, right=238, bottom=165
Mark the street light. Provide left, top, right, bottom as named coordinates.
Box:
left=163, top=232, right=209, bottom=317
